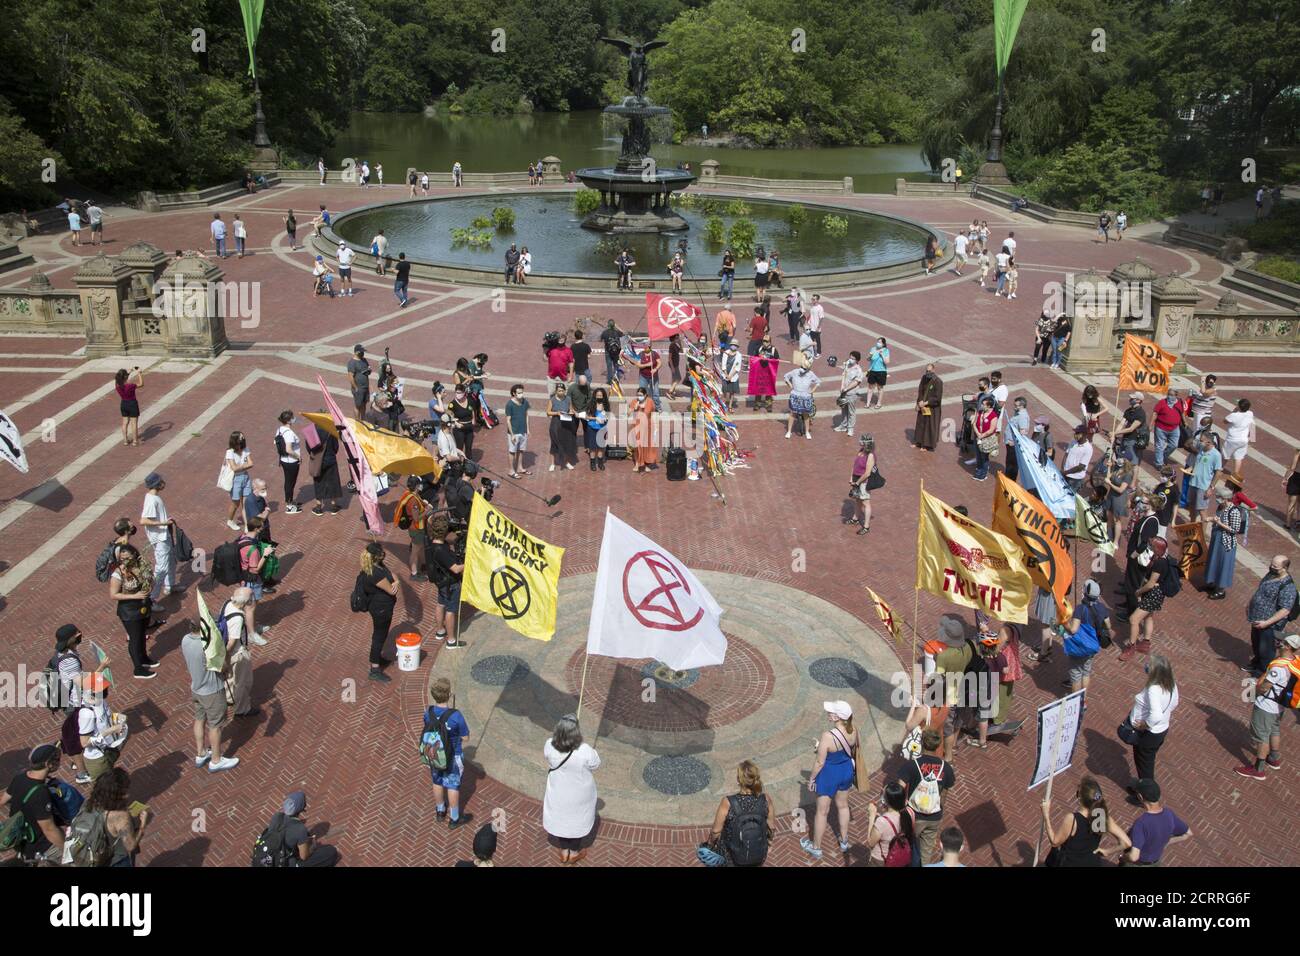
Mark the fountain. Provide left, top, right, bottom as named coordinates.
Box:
left=575, top=37, right=695, bottom=234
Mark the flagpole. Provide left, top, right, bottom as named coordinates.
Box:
left=576, top=651, right=591, bottom=722
left=912, top=479, right=925, bottom=671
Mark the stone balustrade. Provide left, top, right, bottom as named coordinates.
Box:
left=0, top=272, right=83, bottom=333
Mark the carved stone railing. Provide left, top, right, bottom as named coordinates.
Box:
left=1187, top=293, right=1300, bottom=351
left=0, top=273, right=83, bottom=333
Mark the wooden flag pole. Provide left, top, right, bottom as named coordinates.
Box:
left=1032, top=700, right=1070, bottom=867
left=576, top=650, right=591, bottom=722
left=912, top=479, right=925, bottom=669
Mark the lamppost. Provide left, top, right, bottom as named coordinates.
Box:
left=240, top=0, right=276, bottom=163
left=976, top=0, right=1028, bottom=186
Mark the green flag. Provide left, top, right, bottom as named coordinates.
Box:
left=993, top=0, right=1029, bottom=78
left=239, top=0, right=266, bottom=78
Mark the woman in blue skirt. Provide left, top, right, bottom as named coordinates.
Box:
left=1204, top=486, right=1250, bottom=599
left=800, top=700, right=858, bottom=861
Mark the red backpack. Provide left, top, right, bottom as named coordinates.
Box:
left=880, top=811, right=914, bottom=868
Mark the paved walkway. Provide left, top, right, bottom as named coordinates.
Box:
left=1, top=181, right=1298, bottom=867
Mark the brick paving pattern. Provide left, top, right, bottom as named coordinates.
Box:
left=0, top=182, right=1296, bottom=866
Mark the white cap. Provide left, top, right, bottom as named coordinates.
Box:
left=823, top=700, right=853, bottom=721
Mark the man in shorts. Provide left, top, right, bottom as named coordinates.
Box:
left=1061, top=579, right=1111, bottom=693
left=181, top=627, right=239, bottom=773
left=1182, top=431, right=1222, bottom=521
left=85, top=202, right=104, bottom=245
left=952, top=230, right=968, bottom=276
left=1235, top=632, right=1300, bottom=780
left=427, top=517, right=465, bottom=648
left=336, top=241, right=355, bottom=296
left=1222, top=398, right=1256, bottom=482
left=424, top=677, right=472, bottom=830
left=505, top=385, right=531, bottom=478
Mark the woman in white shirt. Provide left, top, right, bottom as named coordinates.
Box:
left=223, top=431, right=254, bottom=531
left=1126, top=654, right=1179, bottom=793
left=275, top=411, right=303, bottom=514
left=233, top=215, right=247, bottom=258
left=542, top=714, right=601, bottom=864
left=1223, top=398, right=1256, bottom=481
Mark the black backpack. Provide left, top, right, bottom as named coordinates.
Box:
left=250, top=813, right=298, bottom=868
left=39, top=653, right=75, bottom=713
left=349, top=572, right=371, bottom=613
left=722, top=795, right=769, bottom=867
left=94, top=541, right=117, bottom=583
left=212, top=540, right=244, bottom=586
left=1158, top=558, right=1182, bottom=598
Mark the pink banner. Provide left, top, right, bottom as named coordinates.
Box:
left=316, top=375, right=385, bottom=535
left=747, top=355, right=779, bottom=397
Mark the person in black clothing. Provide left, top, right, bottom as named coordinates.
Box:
left=1042, top=776, right=1131, bottom=866
left=426, top=516, right=465, bottom=649
left=898, top=729, right=957, bottom=864
left=1114, top=494, right=1161, bottom=623
left=570, top=329, right=592, bottom=382
left=310, top=429, right=343, bottom=516
left=442, top=461, right=475, bottom=528
left=454, top=823, right=498, bottom=867
left=504, top=244, right=520, bottom=284
left=268, top=790, right=340, bottom=866
left=1152, top=466, right=1178, bottom=528
left=359, top=542, right=397, bottom=683
left=599, top=321, right=623, bottom=386
left=393, top=252, right=411, bottom=307
left=448, top=387, right=476, bottom=460
left=3, top=744, right=65, bottom=862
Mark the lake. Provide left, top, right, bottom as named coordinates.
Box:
left=326, top=110, right=933, bottom=193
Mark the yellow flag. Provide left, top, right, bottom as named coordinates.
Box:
left=461, top=493, right=564, bottom=641
left=915, top=488, right=1032, bottom=623
left=866, top=587, right=902, bottom=644
left=302, top=413, right=442, bottom=480
left=1169, top=521, right=1207, bottom=578
left=992, top=473, right=1074, bottom=626
left=1118, top=333, right=1176, bottom=395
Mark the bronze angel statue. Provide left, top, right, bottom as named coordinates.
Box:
left=599, top=37, right=669, bottom=99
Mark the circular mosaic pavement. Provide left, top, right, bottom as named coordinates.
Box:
left=433, top=572, right=906, bottom=824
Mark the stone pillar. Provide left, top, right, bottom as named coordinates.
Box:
left=153, top=253, right=229, bottom=358
left=1061, top=267, right=1119, bottom=373
left=117, top=242, right=168, bottom=308
left=75, top=254, right=133, bottom=357
left=843, top=176, right=854, bottom=194
left=1149, top=273, right=1199, bottom=372
left=0, top=237, right=34, bottom=273
left=542, top=155, right=561, bottom=179
left=699, top=159, right=719, bottom=187
left=895, top=178, right=907, bottom=196
left=1108, top=257, right=1159, bottom=343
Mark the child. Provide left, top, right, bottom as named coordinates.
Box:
left=1005, top=263, right=1019, bottom=300
left=977, top=249, right=991, bottom=288
left=244, top=478, right=272, bottom=544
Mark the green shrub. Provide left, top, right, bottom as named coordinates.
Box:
left=1254, top=256, right=1300, bottom=284
left=470, top=215, right=492, bottom=229
left=491, top=206, right=516, bottom=231
left=450, top=227, right=493, bottom=248
left=573, top=188, right=601, bottom=215
left=674, top=192, right=697, bottom=208
left=821, top=214, right=848, bottom=238
left=703, top=215, right=726, bottom=245
left=725, top=198, right=751, bottom=217
left=728, top=218, right=757, bottom=256
left=785, top=204, right=807, bottom=234
left=1231, top=201, right=1300, bottom=253
left=699, top=198, right=721, bottom=217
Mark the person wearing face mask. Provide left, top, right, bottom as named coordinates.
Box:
left=222, top=431, right=254, bottom=532
left=1114, top=492, right=1160, bottom=625
left=275, top=411, right=303, bottom=514
left=1245, top=557, right=1298, bottom=676
left=1003, top=398, right=1031, bottom=483
left=865, top=338, right=889, bottom=409
left=1203, top=486, right=1250, bottom=600
left=1120, top=535, right=1171, bottom=663
left=1115, top=393, right=1148, bottom=466
left=833, top=351, right=865, bottom=435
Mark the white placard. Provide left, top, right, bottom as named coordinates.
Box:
left=1028, top=690, right=1085, bottom=790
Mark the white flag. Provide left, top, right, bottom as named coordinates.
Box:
left=586, top=510, right=727, bottom=671
left=0, top=410, right=28, bottom=473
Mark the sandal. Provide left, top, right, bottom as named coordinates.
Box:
left=1029, top=649, right=1053, bottom=663
left=965, top=738, right=988, bottom=749
left=856, top=527, right=869, bottom=535
left=846, top=517, right=860, bottom=525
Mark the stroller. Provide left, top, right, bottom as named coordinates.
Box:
left=958, top=394, right=978, bottom=453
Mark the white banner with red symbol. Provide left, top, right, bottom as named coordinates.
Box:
left=586, top=510, right=727, bottom=671
left=645, top=292, right=703, bottom=341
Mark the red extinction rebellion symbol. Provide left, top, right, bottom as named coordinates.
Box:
left=622, top=549, right=703, bottom=631
left=656, top=297, right=697, bottom=331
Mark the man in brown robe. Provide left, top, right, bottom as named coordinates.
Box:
left=914, top=364, right=943, bottom=449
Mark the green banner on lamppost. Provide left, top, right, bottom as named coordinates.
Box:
left=239, top=0, right=265, bottom=78
left=993, top=0, right=1029, bottom=79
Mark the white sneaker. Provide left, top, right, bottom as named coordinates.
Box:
left=1009, top=293, right=1017, bottom=299
left=784, top=432, right=791, bottom=439
left=548, top=464, right=556, bottom=472
left=208, top=756, right=239, bottom=773
left=195, top=750, right=212, bottom=768
left=565, top=463, right=574, bottom=470
left=250, top=632, right=269, bottom=646
left=805, top=431, right=812, bottom=439
left=226, top=519, right=241, bottom=531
